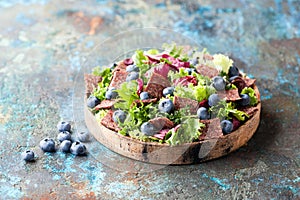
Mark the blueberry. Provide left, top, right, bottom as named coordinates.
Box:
left=158, top=99, right=174, bottom=114
left=220, top=120, right=233, bottom=134
left=57, top=131, right=72, bottom=142
left=21, top=150, right=35, bottom=162
left=39, top=138, right=56, bottom=152
left=184, top=68, right=195, bottom=75
left=126, top=64, right=139, bottom=72
left=197, top=107, right=210, bottom=120
left=112, top=110, right=126, bottom=123
left=212, top=76, right=226, bottom=91
left=140, top=122, right=158, bottom=136
left=140, top=92, right=150, bottom=100
left=238, top=94, right=250, bottom=106
left=228, top=65, right=239, bottom=77
left=189, top=58, right=199, bottom=66
left=70, top=141, right=87, bottom=156
left=126, top=72, right=139, bottom=82
left=77, top=131, right=90, bottom=142
left=208, top=94, right=221, bottom=107
left=57, top=121, right=71, bottom=132
left=162, top=87, right=174, bottom=97
left=87, top=96, right=100, bottom=109
left=60, top=140, right=72, bottom=153
left=105, top=87, right=118, bottom=100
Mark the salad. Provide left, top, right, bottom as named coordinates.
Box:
left=85, top=43, right=259, bottom=146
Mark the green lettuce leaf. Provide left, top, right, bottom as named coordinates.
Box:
left=162, top=42, right=189, bottom=61
left=212, top=54, right=233, bottom=73
left=241, top=87, right=258, bottom=106
left=114, top=81, right=139, bottom=110
left=92, top=67, right=113, bottom=101
left=210, top=100, right=249, bottom=121
left=166, top=118, right=204, bottom=146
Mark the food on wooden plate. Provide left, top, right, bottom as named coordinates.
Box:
left=84, top=43, right=261, bottom=164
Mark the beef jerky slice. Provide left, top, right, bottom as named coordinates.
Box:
left=113, top=61, right=127, bottom=72
left=84, top=74, right=102, bottom=96
left=244, top=77, right=256, bottom=87
left=94, top=100, right=116, bottom=110
left=174, top=96, right=199, bottom=114
left=218, top=89, right=241, bottom=102
left=149, top=117, right=174, bottom=130
left=240, top=106, right=258, bottom=118
left=133, top=98, right=158, bottom=107
left=196, top=64, right=219, bottom=78
left=199, top=118, right=223, bottom=140
left=144, top=72, right=171, bottom=99
left=109, top=70, right=129, bottom=89
left=100, top=110, right=121, bottom=132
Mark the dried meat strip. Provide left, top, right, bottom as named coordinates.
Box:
left=100, top=110, right=121, bottom=132
left=240, top=106, right=258, bottom=118
left=84, top=74, right=102, bottom=96
left=94, top=100, right=116, bottom=110
left=173, top=96, right=199, bottom=114
left=144, top=72, right=171, bottom=99
left=149, top=117, right=174, bottom=130
left=218, top=88, right=241, bottom=102
left=196, top=64, right=219, bottom=78
left=113, top=61, right=127, bottom=72
left=199, top=118, right=223, bottom=140
left=109, top=70, right=129, bottom=89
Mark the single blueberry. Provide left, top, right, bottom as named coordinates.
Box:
left=126, top=64, right=139, bottom=72
left=105, top=87, right=118, bottom=100
left=220, top=120, right=233, bottom=134
left=212, top=76, right=226, bottom=91
left=140, top=92, right=150, bottom=100
left=70, top=141, right=87, bottom=156
left=87, top=96, right=100, bottom=108
left=57, top=121, right=71, bottom=132
left=158, top=99, right=174, bottom=114
left=60, top=140, right=72, bottom=153
left=126, top=72, right=139, bottom=82
left=39, top=138, right=56, bottom=152
left=77, top=131, right=90, bottom=142
left=228, top=65, right=239, bottom=78
left=162, top=87, right=175, bottom=97
left=208, top=94, right=221, bottom=107
left=184, top=68, right=195, bottom=75
left=57, top=131, right=72, bottom=142
left=197, top=107, right=210, bottom=120
left=21, top=150, right=35, bottom=162
left=112, top=110, right=126, bottom=124
left=238, top=94, right=250, bottom=106
left=140, top=122, right=158, bottom=136
left=189, top=58, right=199, bottom=66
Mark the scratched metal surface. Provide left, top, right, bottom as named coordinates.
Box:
left=0, top=0, right=299, bottom=199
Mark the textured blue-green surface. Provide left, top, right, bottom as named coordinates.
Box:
left=0, top=0, right=299, bottom=199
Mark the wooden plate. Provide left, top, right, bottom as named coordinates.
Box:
left=84, top=85, right=261, bottom=165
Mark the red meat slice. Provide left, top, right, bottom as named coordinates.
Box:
left=218, top=88, right=241, bottom=102
left=149, top=117, right=174, bottom=130
left=173, top=96, right=199, bottom=114
left=109, top=70, right=129, bottom=89
left=199, top=118, right=223, bottom=140
left=94, top=100, right=116, bottom=110
left=84, top=74, right=102, bottom=95
left=144, top=72, right=171, bottom=99
left=113, top=61, right=127, bottom=72
left=196, top=64, right=219, bottom=78
left=100, top=110, right=121, bottom=132
left=240, top=106, right=258, bottom=118
left=244, top=78, right=256, bottom=87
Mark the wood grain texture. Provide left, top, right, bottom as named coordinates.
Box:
left=85, top=85, right=261, bottom=165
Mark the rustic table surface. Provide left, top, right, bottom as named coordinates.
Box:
left=0, top=0, right=299, bottom=199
